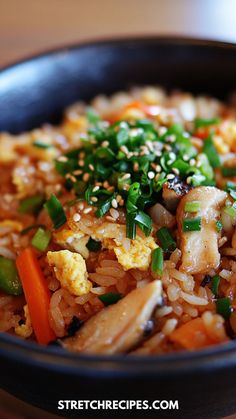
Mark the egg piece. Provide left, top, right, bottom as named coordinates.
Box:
left=47, top=250, right=91, bottom=296
left=15, top=305, right=33, bottom=338
left=104, top=235, right=158, bottom=271
left=53, top=228, right=89, bottom=259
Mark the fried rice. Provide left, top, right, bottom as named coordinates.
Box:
left=1, top=86, right=236, bottom=354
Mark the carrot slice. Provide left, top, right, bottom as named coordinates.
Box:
left=16, top=247, right=55, bottom=344
left=169, top=318, right=214, bottom=350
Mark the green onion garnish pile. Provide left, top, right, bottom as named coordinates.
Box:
left=53, top=116, right=221, bottom=238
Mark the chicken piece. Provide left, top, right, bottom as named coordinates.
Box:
left=47, top=250, right=91, bottom=296
left=53, top=229, right=89, bottom=259
left=104, top=235, right=158, bottom=271
left=62, top=280, right=162, bottom=354
left=162, top=176, right=190, bottom=211
left=177, top=186, right=227, bottom=274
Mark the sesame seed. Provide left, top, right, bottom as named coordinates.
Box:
left=73, top=213, right=81, bottom=222
left=116, top=195, right=122, bottom=203
left=183, top=154, right=189, bottom=161
left=106, top=215, right=116, bottom=222
left=155, top=165, right=162, bottom=173
left=164, top=144, right=171, bottom=151
left=103, top=181, right=109, bottom=189
left=110, top=208, right=119, bottom=219
left=78, top=202, right=84, bottom=210
left=119, top=199, right=125, bottom=206
left=92, top=186, right=100, bottom=192
left=196, top=161, right=201, bottom=168
left=189, top=158, right=196, bottom=166
left=158, top=126, right=167, bottom=136
left=101, top=141, right=109, bottom=147
left=91, top=196, right=98, bottom=202
left=83, top=207, right=92, bottom=214
left=166, top=135, right=176, bottom=143
left=146, top=141, right=154, bottom=152
left=148, top=171, right=155, bottom=180
left=169, top=152, right=176, bottom=160
left=70, top=175, right=77, bottom=183
left=57, top=156, right=68, bottom=162
left=186, top=176, right=192, bottom=184
left=120, top=145, right=129, bottom=155
left=112, top=198, right=118, bottom=209
left=107, top=186, right=115, bottom=192
left=133, top=162, right=139, bottom=172
left=78, top=159, right=84, bottom=167
left=79, top=151, right=85, bottom=159
left=73, top=170, right=82, bottom=176
left=167, top=174, right=175, bottom=180
left=122, top=173, right=131, bottom=180
left=172, top=168, right=180, bottom=176
left=83, top=173, right=90, bottom=182
left=90, top=139, right=97, bottom=145
left=154, top=150, right=162, bottom=157
left=89, top=164, right=95, bottom=171
left=155, top=174, right=160, bottom=181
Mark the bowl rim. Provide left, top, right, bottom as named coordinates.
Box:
left=1, top=35, right=236, bottom=376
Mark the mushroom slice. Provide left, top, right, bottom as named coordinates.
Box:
left=162, top=176, right=190, bottom=212
left=177, top=186, right=227, bottom=274
left=62, top=280, right=162, bottom=354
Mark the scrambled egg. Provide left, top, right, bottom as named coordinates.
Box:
left=53, top=228, right=89, bottom=259
left=15, top=305, right=33, bottom=338
left=47, top=250, right=91, bottom=296
left=104, top=236, right=158, bottom=271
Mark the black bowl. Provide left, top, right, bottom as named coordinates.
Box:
left=1, top=37, right=236, bottom=419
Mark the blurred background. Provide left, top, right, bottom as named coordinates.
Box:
left=1, top=0, right=236, bottom=67
left=1, top=0, right=236, bottom=418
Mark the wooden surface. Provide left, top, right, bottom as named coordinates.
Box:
left=1, top=0, right=236, bottom=67
left=1, top=0, right=236, bottom=418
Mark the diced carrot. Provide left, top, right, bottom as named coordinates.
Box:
left=169, top=318, right=214, bottom=350
left=106, top=100, right=160, bottom=123
left=16, top=247, right=55, bottom=344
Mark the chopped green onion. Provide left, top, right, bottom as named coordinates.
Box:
left=228, top=189, right=236, bottom=200
left=86, top=107, right=100, bottom=124
left=183, top=217, right=201, bottom=232
left=20, top=224, right=46, bottom=235
left=151, top=248, right=164, bottom=276
left=215, top=220, right=223, bottom=232
left=197, top=153, right=214, bottom=180
left=195, top=117, right=220, bottom=128
left=31, top=227, right=51, bottom=252
left=32, top=140, right=53, bottom=149
left=216, top=297, right=232, bottom=319
left=184, top=201, right=200, bottom=213
left=0, top=256, right=23, bottom=296
left=18, top=194, right=45, bottom=215
left=203, top=135, right=220, bottom=169
left=224, top=204, right=236, bottom=218
left=126, top=212, right=136, bottom=239
left=225, top=181, right=236, bottom=192
left=44, top=194, right=67, bottom=229
left=222, top=166, right=236, bottom=177
left=156, top=227, right=176, bottom=252
left=134, top=211, right=152, bottom=236
left=211, top=275, right=220, bottom=297
left=99, top=292, right=122, bottom=306
left=95, top=196, right=114, bottom=218
left=86, top=238, right=102, bottom=252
